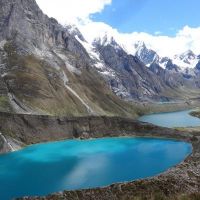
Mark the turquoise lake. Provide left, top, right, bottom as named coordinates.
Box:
left=0, top=137, right=192, bottom=200
left=138, top=110, right=200, bottom=128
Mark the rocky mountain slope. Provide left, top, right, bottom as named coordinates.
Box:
left=79, top=34, right=200, bottom=101
left=133, top=42, right=200, bottom=71
left=0, top=0, right=139, bottom=117
left=0, top=0, right=199, bottom=117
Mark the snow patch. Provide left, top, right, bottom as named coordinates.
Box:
left=1, top=72, right=8, bottom=78
left=113, top=87, right=130, bottom=99
left=100, top=70, right=115, bottom=77
left=159, top=61, right=168, bottom=69
left=33, top=47, right=61, bottom=70
left=172, top=56, right=199, bottom=69
left=74, top=36, right=117, bottom=78
left=56, top=52, right=81, bottom=75
left=94, top=62, right=104, bottom=69
left=34, top=47, right=53, bottom=59
left=67, top=64, right=81, bottom=75
left=75, top=35, right=101, bottom=61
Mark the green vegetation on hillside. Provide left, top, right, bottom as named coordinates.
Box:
left=3, top=42, right=140, bottom=117
left=0, top=95, right=13, bottom=112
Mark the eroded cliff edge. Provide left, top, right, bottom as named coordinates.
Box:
left=0, top=111, right=194, bottom=149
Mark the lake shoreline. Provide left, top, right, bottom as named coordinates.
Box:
left=18, top=130, right=200, bottom=200
left=138, top=109, right=200, bottom=128
left=190, top=110, right=200, bottom=119
left=0, top=137, right=192, bottom=200
left=0, top=112, right=199, bottom=199
left=20, top=134, right=199, bottom=200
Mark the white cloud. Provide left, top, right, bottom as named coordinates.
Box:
left=36, top=0, right=200, bottom=58
left=78, top=22, right=200, bottom=57
left=154, top=31, right=162, bottom=35
left=36, top=0, right=111, bottom=24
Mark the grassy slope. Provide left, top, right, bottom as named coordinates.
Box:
left=2, top=42, right=140, bottom=117
left=2, top=42, right=200, bottom=117
left=161, top=86, right=200, bottom=101
left=0, top=95, right=13, bottom=112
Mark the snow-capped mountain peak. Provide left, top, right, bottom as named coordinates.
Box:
left=93, top=34, right=125, bottom=52
left=173, top=50, right=199, bottom=69
left=65, top=24, right=86, bottom=42
left=131, top=42, right=200, bottom=72
left=134, top=41, right=145, bottom=49
left=93, top=34, right=114, bottom=46
left=179, top=50, right=196, bottom=60
left=133, top=41, right=159, bottom=66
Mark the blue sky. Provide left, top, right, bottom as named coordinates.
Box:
left=91, top=0, right=200, bottom=36
left=36, top=0, right=200, bottom=56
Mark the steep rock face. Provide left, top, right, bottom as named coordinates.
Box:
left=87, top=36, right=200, bottom=101
left=173, top=50, right=199, bottom=70
left=0, top=134, right=11, bottom=153
left=93, top=39, right=169, bottom=101
left=0, top=0, right=91, bottom=65
left=132, top=42, right=200, bottom=96
left=1, top=0, right=200, bottom=110
left=0, top=0, right=60, bottom=50
left=0, top=112, right=192, bottom=152
left=0, top=0, right=138, bottom=117
left=165, top=60, right=180, bottom=72
left=149, top=63, right=184, bottom=88
left=134, top=42, right=159, bottom=66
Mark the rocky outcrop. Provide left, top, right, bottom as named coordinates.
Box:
left=0, top=132, right=12, bottom=153
left=1, top=0, right=200, bottom=110
left=0, top=112, right=190, bottom=147
left=165, top=59, right=180, bottom=72
left=135, top=42, right=159, bottom=66
left=0, top=132, right=22, bottom=153
left=94, top=39, right=169, bottom=100
left=92, top=37, right=200, bottom=101
left=0, top=0, right=90, bottom=63
left=0, top=0, right=140, bottom=117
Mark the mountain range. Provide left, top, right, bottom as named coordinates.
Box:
left=0, top=0, right=200, bottom=117
left=77, top=32, right=200, bottom=101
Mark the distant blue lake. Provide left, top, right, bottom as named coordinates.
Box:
left=138, top=110, right=200, bottom=128
left=0, top=137, right=191, bottom=200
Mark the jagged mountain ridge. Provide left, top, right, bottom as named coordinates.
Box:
left=0, top=0, right=200, bottom=117
left=0, top=0, right=139, bottom=117
left=78, top=34, right=200, bottom=101
left=75, top=34, right=171, bottom=100
left=134, top=41, right=159, bottom=67
left=76, top=32, right=200, bottom=100
left=130, top=41, right=200, bottom=72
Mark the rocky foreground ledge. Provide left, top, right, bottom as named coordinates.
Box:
left=0, top=112, right=199, bottom=199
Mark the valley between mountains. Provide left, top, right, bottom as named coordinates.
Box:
left=0, top=0, right=200, bottom=200
left=0, top=0, right=200, bottom=117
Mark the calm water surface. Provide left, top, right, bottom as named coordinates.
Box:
left=0, top=137, right=191, bottom=200
left=138, top=110, right=200, bottom=127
